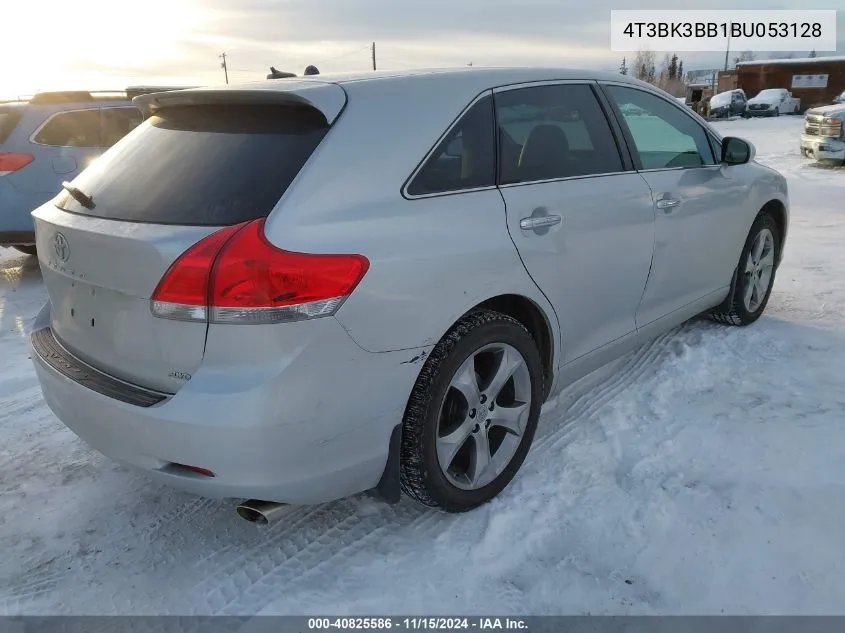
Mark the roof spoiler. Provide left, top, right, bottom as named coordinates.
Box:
left=132, top=85, right=348, bottom=124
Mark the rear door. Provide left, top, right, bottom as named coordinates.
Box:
left=495, top=82, right=655, bottom=364
left=33, top=95, right=339, bottom=393
left=601, top=83, right=749, bottom=327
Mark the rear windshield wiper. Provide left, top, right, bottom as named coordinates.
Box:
left=61, top=181, right=95, bottom=210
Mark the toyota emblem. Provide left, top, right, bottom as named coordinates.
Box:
left=53, top=232, right=70, bottom=262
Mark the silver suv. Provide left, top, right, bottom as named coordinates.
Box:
left=29, top=69, right=789, bottom=521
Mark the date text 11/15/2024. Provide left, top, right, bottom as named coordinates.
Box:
left=307, top=618, right=528, bottom=631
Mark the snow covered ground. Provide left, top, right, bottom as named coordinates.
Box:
left=1, top=116, right=844, bottom=615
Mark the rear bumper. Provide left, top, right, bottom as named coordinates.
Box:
left=30, top=301, right=428, bottom=504
left=800, top=135, right=845, bottom=162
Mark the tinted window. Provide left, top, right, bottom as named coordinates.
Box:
left=407, top=95, right=495, bottom=196
left=495, top=84, right=623, bottom=185
left=56, top=104, right=329, bottom=225
left=101, top=107, right=143, bottom=148
left=0, top=107, right=22, bottom=143
left=607, top=85, right=716, bottom=169
left=33, top=109, right=101, bottom=147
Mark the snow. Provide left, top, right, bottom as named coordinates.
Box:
left=2, top=116, right=845, bottom=616
left=737, top=55, right=845, bottom=66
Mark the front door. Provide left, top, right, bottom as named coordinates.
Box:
left=602, top=84, right=750, bottom=327
left=495, top=82, right=656, bottom=364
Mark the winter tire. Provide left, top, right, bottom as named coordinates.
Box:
left=709, top=213, right=780, bottom=326
left=399, top=309, right=544, bottom=512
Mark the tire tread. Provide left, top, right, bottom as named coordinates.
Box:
left=399, top=309, right=538, bottom=511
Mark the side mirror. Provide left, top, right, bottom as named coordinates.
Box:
left=721, top=137, right=754, bottom=165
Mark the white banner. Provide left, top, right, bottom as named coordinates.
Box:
left=791, top=74, right=829, bottom=89
left=611, top=10, right=838, bottom=52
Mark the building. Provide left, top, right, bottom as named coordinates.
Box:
left=736, top=56, right=845, bottom=111
left=717, top=70, right=738, bottom=94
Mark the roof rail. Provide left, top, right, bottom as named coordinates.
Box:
left=125, top=85, right=196, bottom=99
left=29, top=91, right=95, bottom=104
left=15, top=85, right=195, bottom=106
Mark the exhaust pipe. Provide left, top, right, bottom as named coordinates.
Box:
left=236, top=499, right=289, bottom=525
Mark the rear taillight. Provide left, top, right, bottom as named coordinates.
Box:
left=0, top=152, right=34, bottom=176
left=151, top=219, right=369, bottom=325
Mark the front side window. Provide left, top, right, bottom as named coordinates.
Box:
left=32, top=109, right=101, bottom=147
left=606, top=85, right=716, bottom=170
left=406, top=95, right=495, bottom=196
left=495, top=84, right=623, bottom=184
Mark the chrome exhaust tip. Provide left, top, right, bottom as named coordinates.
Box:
left=236, top=499, right=289, bottom=525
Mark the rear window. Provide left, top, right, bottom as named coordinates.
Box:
left=56, top=103, right=329, bottom=225
left=0, top=107, right=22, bottom=144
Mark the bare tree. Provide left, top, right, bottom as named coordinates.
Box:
left=634, top=49, right=656, bottom=82
left=734, top=51, right=756, bottom=66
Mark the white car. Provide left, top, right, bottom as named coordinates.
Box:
left=801, top=103, right=845, bottom=165
left=746, top=89, right=800, bottom=117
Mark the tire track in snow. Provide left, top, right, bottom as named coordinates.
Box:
left=532, top=323, right=696, bottom=455
left=189, top=498, right=438, bottom=614
left=1, top=494, right=222, bottom=611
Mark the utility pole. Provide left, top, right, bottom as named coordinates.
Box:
left=219, top=52, right=229, bottom=84
left=371, top=42, right=377, bottom=71
left=723, top=32, right=731, bottom=71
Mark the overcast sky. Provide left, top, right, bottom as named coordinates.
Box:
left=2, top=0, right=844, bottom=96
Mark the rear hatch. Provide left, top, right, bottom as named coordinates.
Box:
left=33, top=85, right=345, bottom=394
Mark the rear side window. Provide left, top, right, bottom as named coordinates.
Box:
left=495, top=84, right=623, bottom=184
left=101, top=107, right=143, bottom=148
left=0, top=107, right=22, bottom=143
left=33, top=109, right=101, bottom=147
left=57, top=104, right=329, bottom=225
left=406, top=95, right=495, bottom=196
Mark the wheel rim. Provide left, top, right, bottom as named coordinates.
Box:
left=436, top=343, right=532, bottom=491
left=743, top=228, right=775, bottom=313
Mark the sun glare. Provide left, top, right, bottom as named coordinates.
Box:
left=3, top=0, right=205, bottom=95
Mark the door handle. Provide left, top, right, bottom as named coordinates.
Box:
left=520, top=215, right=562, bottom=231
left=656, top=198, right=681, bottom=211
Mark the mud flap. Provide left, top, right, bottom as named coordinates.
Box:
left=713, top=265, right=739, bottom=313
left=372, top=424, right=402, bottom=504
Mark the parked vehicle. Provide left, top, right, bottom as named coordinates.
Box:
left=708, top=89, right=747, bottom=118
left=833, top=91, right=845, bottom=105
left=745, top=88, right=800, bottom=117
left=800, top=103, right=845, bottom=165
left=28, top=69, right=789, bottom=522
left=0, top=86, right=191, bottom=255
